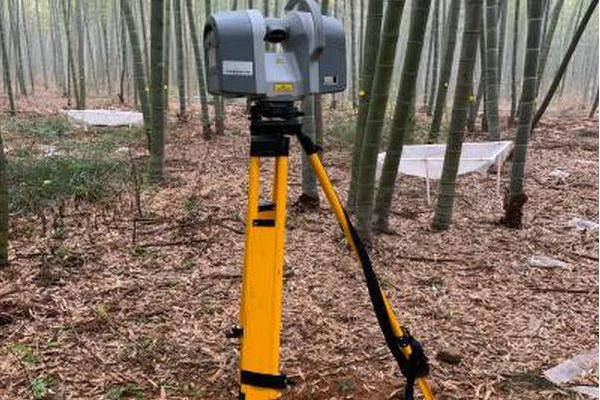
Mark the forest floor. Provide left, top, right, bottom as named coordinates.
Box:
left=0, top=92, right=598, bottom=400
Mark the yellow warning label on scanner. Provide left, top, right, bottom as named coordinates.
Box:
left=274, top=83, right=295, bottom=93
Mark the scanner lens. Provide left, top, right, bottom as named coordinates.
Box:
left=264, top=29, right=287, bottom=43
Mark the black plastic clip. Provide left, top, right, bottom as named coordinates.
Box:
left=225, top=326, right=244, bottom=339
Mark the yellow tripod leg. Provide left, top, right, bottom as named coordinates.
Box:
left=239, top=156, right=289, bottom=400
left=240, top=157, right=261, bottom=329
left=306, top=153, right=436, bottom=400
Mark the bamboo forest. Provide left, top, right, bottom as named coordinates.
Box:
left=0, top=0, right=599, bottom=399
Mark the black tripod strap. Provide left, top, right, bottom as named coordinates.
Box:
left=241, top=370, right=289, bottom=390
left=343, top=209, right=429, bottom=400
left=296, top=132, right=429, bottom=400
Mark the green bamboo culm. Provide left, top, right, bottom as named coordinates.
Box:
left=354, top=0, right=406, bottom=239
left=205, top=0, right=225, bottom=135
left=484, top=0, right=500, bottom=139
left=301, top=96, right=319, bottom=204
left=138, top=0, right=150, bottom=79
left=536, top=0, right=565, bottom=94
left=510, top=0, right=520, bottom=124
left=312, top=0, right=329, bottom=155
left=423, top=14, right=434, bottom=110
left=496, top=0, right=508, bottom=95
left=349, top=0, right=358, bottom=108
left=217, top=97, right=226, bottom=134
left=431, top=0, right=484, bottom=231
left=173, top=0, right=186, bottom=118
left=76, top=0, right=86, bottom=109
left=427, top=0, right=440, bottom=116
left=370, top=0, right=432, bottom=235
left=99, top=8, right=111, bottom=95
left=428, top=0, right=461, bottom=143
left=557, top=0, right=584, bottom=98
left=0, top=125, right=7, bottom=268
left=346, top=0, right=384, bottom=211
left=8, top=0, right=27, bottom=97
left=83, top=3, right=99, bottom=96
left=26, top=0, right=41, bottom=94
left=121, top=0, right=152, bottom=150
left=532, top=0, right=598, bottom=130
left=148, top=0, right=166, bottom=183
left=22, top=0, right=35, bottom=95
left=185, top=0, right=212, bottom=139
left=590, top=89, right=599, bottom=118
left=0, top=4, right=15, bottom=115
left=21, top=0, right=34, bottom=95
left=502, top=0, right=545, bottom=228
left=50, top=1, right=67, bottom=95
left=60, top=0, right=81, bottom=108
left=466, top=26, right=485, bottom=132
left=118, top=5, right=127, bottom=104
left=162, top=0, right=171, bottom=110
left=540, top=0, right=550, bottom=53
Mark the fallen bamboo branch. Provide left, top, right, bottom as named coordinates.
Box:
left=527, top=286, right=594, bottom=294
left=138, top=238, right=208, bottom=248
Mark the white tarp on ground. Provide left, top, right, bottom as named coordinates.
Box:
left=544, top=348, right=599, bottom=398
left=544, top=348, right=599, bottom=385
left=377, top=141, right=514, bottom=180
left=62, top=109, right=144, bottom=127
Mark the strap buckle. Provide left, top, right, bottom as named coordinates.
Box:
left=396, top=327, right=413, bottom=348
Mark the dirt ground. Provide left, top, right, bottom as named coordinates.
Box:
left=0, top=93, right=598, bottom=399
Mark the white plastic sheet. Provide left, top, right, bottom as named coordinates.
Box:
left=528, top=255, right=568, bottom=269
left=377, top=141, right=514, bottom=180
left=376, top=141, right=514, bottom=203
left=544, top=348, right=598, bottom=385
left=569, top=217, right=600, bottom=232
left=62, top=110, right=144, bottom=127
left=572, top=386, right=599, bottom=398
left=543, top=348, right=599, bottom=398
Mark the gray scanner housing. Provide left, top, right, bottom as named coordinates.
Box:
left=203, top=2, right=346, bottom=101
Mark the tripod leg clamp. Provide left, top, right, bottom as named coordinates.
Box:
left=296, top=131, right=321, bottom=155
left=241, top=370, right=291, bottom=390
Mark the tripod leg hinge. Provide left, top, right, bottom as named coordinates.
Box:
left=296, top=131, right=321, bottom=155
left=241, top=370, right=291, bottom=390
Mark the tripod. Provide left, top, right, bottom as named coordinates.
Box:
left=234, top=101, right=435, bottom=400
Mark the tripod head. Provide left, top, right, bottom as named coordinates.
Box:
left=248, top=101, right=304, bottom=157
left=251, top=101, right=302, bottom=122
